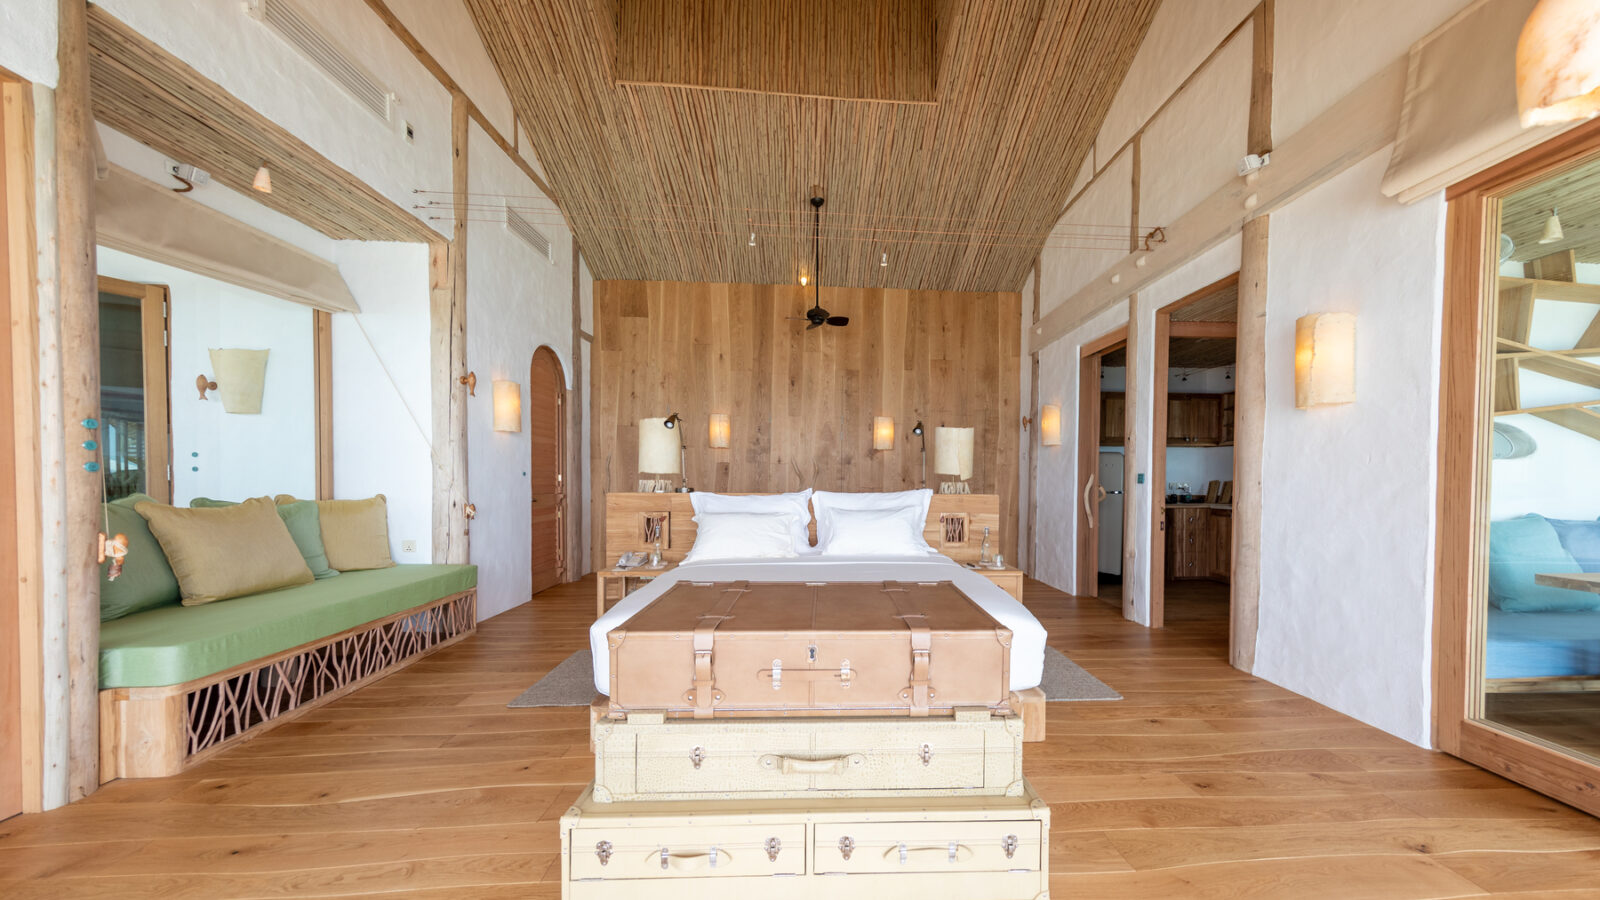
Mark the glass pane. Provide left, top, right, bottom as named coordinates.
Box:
left=99, top=290, right=147, bottom=501
left=1480, top=157, right=1600, bottom=763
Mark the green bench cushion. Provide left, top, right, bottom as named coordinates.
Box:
left=99, top=564, right=477, bottom=689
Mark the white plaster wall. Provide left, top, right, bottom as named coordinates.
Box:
left=1042, top=150, right=1131, bottom=315
left=1138, top=27, right=1251, bottom=228
left=465, top=120, right=575, bottom=620
left=385, top=0, right=515, bottom=138
left=95, top=0, right=451, bottom=238
left=1273, top=0, right=1475, bottom=141
left=0, top=0, right=58, bottom=87
left=96, top=247, right=317, bottom=506
left=1253, top=149, right=1445, bottom=747
left=1165, top=447, right=1234, bottom=492
left=330, top=242, right=434, bottom=565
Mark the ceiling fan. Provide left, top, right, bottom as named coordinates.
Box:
left=793, top=194, right=848, bottom=330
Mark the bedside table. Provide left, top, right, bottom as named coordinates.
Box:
left=596, top=566, right=673, bottom=618
left=973, top=565, right=1023, bottom=601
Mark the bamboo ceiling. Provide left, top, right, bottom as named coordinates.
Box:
left=466, top=0, right=1160, bottom=291
left=1503, top=154, right=1600, bottom=264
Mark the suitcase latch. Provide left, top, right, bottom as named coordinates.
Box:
left=770, top=658, right=782, bottom=690
left=919, top=743, right=933, bottom=766
left=766, top=837, right=782, bottom=862
left=839, top=836, right=855, bottom=860
left=808, top=644, right=817, bottom=663
left=1002, top=834, right=1019, bottom=859
left=595, top=840, right=612, bottom=866
left=839, top=658, right=852, bottom=687
left=690, top=746, right=704, bottom=769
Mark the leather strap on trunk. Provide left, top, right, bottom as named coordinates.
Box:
left=883, top=581, right=932, bottom=716
left=690, top=581, right=749, bottom=718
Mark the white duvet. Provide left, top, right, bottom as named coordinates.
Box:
left=589, top=554, right=1047, bottom=695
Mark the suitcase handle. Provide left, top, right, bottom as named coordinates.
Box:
left=758, top=661, right=854, bottom=688
left=758, top=753, right=866, bottom=775
left=886, top=842, right=973, bottom=864
left=653, top=847, right=727, bottom=871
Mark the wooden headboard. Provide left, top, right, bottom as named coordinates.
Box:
left=603, top=492, right=1002, bottom=567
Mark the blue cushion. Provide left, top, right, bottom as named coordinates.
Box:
left=1548, top=518, right=1600, bottom=574
left=1488, top=515, right=1596, bottom=612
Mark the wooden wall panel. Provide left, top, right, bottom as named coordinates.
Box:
left=590, top=280, right=1020, bottom=567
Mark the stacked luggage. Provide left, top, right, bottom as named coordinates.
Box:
left=559, top=580, right=1051, bottom=899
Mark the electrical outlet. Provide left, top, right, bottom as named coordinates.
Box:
left=400, top=540, right=417, bottom=554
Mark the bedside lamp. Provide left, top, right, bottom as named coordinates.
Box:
left=934, top=426, right=975, bottom=494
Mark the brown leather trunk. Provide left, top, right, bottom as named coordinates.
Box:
left=606, top=580, right=1013, bottom=718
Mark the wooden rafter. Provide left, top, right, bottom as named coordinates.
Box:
left=1533, top=407, right=1600, bottom=441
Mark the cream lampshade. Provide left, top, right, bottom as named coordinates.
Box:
left=207, top=348, right=269, bottom=414
left=708, top=413, right=730, bottom=448
left=933, top=426, right=975, bottom=493
left=492, top=379, right=521, bottom=432
left=638, top=417, right=680, bottom=474
left=1294, top=313, right=1357, bottom=408
left=1517, top=0, right=1600, bottom=127
left=872, top=416, right=895, bottom=450
left=1039, top=404, right=1062, bottom=446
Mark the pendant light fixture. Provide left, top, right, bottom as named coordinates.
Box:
left=791, top=193, right=849, bottom=330
left=252, top=164, right=273, bottom=193
left=1540, top=208, right=1565, bottom=243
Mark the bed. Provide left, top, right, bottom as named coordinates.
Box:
left=589, top=553, right=1048, bottom=697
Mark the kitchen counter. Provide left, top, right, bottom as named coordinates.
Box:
left=1168, top=502, right=1233, bottom=510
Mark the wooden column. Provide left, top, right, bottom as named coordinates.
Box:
left=567, top=241, right=585, bottom=580
left=57, top=0, right=101, bottom=798
left=1231, top=0, right=1274, bottom=672
left=313, top=310, right=333, bottom=500
left=1120, top=292, right=1141, bottom=624
left=431, top=93, right=470, bottom=565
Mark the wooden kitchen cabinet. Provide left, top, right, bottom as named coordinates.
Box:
left=1167, top=394, right=1223, bottom=445
left=1165, top=506, right=1232, bottom=583
left=1101, top=392, right=1126, bottom=446
left=1208, top=508, right=1232, bottom=582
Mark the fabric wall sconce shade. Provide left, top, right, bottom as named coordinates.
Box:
left=492, top=379, right=521, bottom=432
left=1294, top=313, right=1357, bottom=409
left=1039, top=404, right=1062, bottom=446
left=206, top=348, right=269, bottom=414
left=708, top=413, right=730, bottom=448
left=1517, top=0, right=1600, bottom=127
left=934, top=426, right=975, bottom=492
left=873, top=416, right=895, bottom=450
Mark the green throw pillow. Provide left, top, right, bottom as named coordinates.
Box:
left=100, top=493, right=181, bottom=621
left=190, top=496, right=339, bottom=580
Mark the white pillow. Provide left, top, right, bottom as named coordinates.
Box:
left=690, top=490, right=815, bottom=553
left=817, top=506, right=936, bottom=557
left=683, top=512, right=801, bottom=563
left=811, top=489, right=933, bottom=546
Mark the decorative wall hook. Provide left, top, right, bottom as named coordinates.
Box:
left=196, top=374, right=218, bottom=400
left=459, top=372, right=477, bottom=396
left=463, top=502, right=477, bottom=520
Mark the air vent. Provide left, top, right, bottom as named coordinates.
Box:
left=505, top=205, right=553, bottom=261
left=247, top=0, right=393, bottom=122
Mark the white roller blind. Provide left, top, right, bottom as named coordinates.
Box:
left=1381, top=0, right=1580, bottom=203
left=94, top=165, right=360, bottom=313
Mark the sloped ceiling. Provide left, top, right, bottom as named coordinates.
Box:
left=466, top=0, right=1160, bottom=291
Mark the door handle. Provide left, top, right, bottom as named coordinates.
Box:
left=1082, top=474, right=1097, bottom=528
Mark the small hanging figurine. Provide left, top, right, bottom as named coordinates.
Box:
left=98, top=531, right=130, bottom=581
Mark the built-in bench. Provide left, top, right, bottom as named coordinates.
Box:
left=98, top=564, right=477, bottom=780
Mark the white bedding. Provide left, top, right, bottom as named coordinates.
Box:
left=589, top=554, right=1047, bottom=695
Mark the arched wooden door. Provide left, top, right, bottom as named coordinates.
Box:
left=529, top=347, right=566, bottom=596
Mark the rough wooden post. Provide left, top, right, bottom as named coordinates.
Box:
left=568, top=240, right=585, bottom=581
left=431, top=92, right=470, bottom=565
left=57, top=0, right=101, bottom=797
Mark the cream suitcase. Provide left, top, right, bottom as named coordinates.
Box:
left=592, top=708, right=1024, bottom=802
left=560, top=778, right=1050, bottom=900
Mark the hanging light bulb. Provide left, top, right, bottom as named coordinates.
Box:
left=252, top=165, right=272, bottom=193
left=1540, top=208, right=1565, bottom=243
left=748, top=231, right=756, bottom=247
left=881, top=251, right=888, bottom=267
left=800, top=273, right=809, bottom=287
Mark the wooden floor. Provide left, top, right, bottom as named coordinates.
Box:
left=3, top=576, right=1600, bottom=898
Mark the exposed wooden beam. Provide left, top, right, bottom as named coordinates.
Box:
left=1533, top=407, right=1600, bottom=441
left=1495, top=282, right=1533, bottom=412
left=1497, top=276, right=1600, bottom=304
left=1169, top=320, right=1238, bottom=338
left=1499, top=337, right=1600, bottom=390
left=1494, top=399, right=1600, bottom=417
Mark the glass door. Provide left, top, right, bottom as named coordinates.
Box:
left=97, top=277, right=170, bottom=502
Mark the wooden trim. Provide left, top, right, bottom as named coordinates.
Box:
left=1149, top=308, right=1171, bottom=629
left=1076, top=349, right=1102, bottom=597
left=1249, top=0, right=1275, bottom=156
left=313, top=310, right=333, bottom=500
left=1120, top=294, right=1142, bottom=623
left=1080, top=325, right=1129, bottom=358
left=1434, top=118, right=1600, bottom=812
left=567, top=242, right=585, bottom=580
left=3, top=76, right=44, bottom=813
left=1485, top=675, right=1600, bottom=694
left=100, top=590, right=477, bottom=780
left=1026, top=351, right=1040, bottom=575
left=97, top=277, right=172, bottom=503
left=59, top=0, right=102, bottom=799
left=1169, top=320, right=1238, bottom=338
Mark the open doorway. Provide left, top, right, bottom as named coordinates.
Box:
left=529, top=346, right=567, bottom=596
left=1150, top=275, right=1238, bottom=637
left=1077, top=327, right=1129, bottom=603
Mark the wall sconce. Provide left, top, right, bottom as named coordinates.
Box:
left=1040, top=404, right=1062, bottom=446
left=873, top=416, right=895, bottom=450
left=1517, top=0, right=1600, bottom=127
left=934, top=426, right=975, bottom=493
left=492, top=379, right=521, bottom=432
left=1294, top=312, right=1356, bottom=409
left=708, top=413, right=730, bottom=448
left=207, top=348, right=269, bottom=414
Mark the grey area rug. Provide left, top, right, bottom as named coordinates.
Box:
left=508, top=645, right=1119, bottom=708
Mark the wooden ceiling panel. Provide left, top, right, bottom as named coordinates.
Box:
left=1169, top=337, right=1236, bottom=370
left=1503, top=153, right=1600, bottom=264
left=1170, top=281, right=1238, bottom=322
left=467, top=0, right=1159, bottom=291
left=86, top=7, right=436, bottom=244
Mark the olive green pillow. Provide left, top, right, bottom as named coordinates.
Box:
left=137, top=496, right=315, bottom=605
left=191, top=497, right=338, bottom=579
left=277, top=494, right=395, bottom=571
left=99, top=493, right=181, bottom=621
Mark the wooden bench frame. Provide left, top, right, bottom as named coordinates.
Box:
left=99, top=589, right=476, bottom=780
